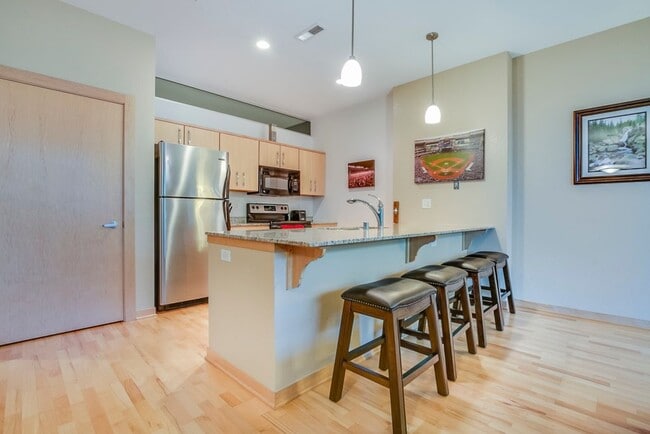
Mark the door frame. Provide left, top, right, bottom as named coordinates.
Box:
left=0, top=64, right=136, bottom=321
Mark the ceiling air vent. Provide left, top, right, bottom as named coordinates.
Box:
left=296, top=25, right=324, bottom=42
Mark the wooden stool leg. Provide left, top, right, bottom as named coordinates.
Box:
left=503, top=262, right=516, bottom=313
left=329, top=301, right=354, bottom=402
left=436, top=286, right=456, bottom=381
left=424, top=294, right=449, bottom=396
left=458, top=281, right=477, bottom=354
left=384, top=312, right=407, bottom=433
left=488, top=270, right=504, bottom=331
left=379, top=338, right=388, bottom=371
left=470, top=273, right=487, bottom=348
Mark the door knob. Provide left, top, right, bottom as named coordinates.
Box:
left=102, top=219, right=118, bottom=229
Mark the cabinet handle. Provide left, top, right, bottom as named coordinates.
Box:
left=282, top=152, right=285, bottom=166
left=178, top=128, right=182, bottom=144
left=276, top=151, right=280, bottom=167
left=187, top=129, right=191, bottom=145
left=235, top=172, right=239, bottom=186
left=242, top=172, right=246, bottom=186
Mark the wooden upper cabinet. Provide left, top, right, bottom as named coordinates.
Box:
left=259, top=140, right=300, bottom=171
left=220, top=133, right=259, bottom=192
left=155, top=119, right=184, bottom=144
left=299, top=149, right=326, bottom=196
left=155, top=119, right=219, bottom=149
left=185, top=125, right=219, bottom=149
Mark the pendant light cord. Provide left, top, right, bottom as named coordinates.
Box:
left=351, top=0, right=355, bottom=57
left=430, top=37, right=435, bottom=103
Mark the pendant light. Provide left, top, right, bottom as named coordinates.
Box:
left=424, top=32, right=441, bottom=124
left=337, top=0, right=362, bottom=87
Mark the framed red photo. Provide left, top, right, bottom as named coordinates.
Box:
left=348, top=160, right=375, bottom=188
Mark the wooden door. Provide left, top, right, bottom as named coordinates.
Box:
left=220, top=133, right=258, bottom=192
left=185, top=125, right=219, bottom=149
left=155, top=119, right=184, bottom=144
left=0, top=77, right=124, bottom=345
left=299, top=150, right=313, bottom=195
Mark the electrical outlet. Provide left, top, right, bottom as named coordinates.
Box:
left=220, top=249, right=231, bottom=262
left=421, top=198, right=432, bottom=209
left=453, top=180, right=460, bottom=190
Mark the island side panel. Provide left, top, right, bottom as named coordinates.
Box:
left=272, top=232, right=468, bottom=391
left=207, top=242, right=277, bottom=391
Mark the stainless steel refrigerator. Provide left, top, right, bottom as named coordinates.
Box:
left=155, top=141, right=230, bottom=309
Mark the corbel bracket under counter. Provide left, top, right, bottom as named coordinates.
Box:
left=207, top=234, right=325, bottom=289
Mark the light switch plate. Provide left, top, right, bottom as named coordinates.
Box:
left=220, top=249, right=231, bottom=262
left=422, top=198, right=432, bottom=209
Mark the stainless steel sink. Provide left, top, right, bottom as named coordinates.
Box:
left=320, top=226, right=362, bottom=231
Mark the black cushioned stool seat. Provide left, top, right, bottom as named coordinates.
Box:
left=402, top=265, right=476, bottom=381
left=443, top=257, right=504, bottom=348
left=330, top=277, right=448, bottom=434
left=468, top=251, right=515, bottom=313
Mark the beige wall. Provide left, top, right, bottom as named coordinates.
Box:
left=512, top=18, right=650, bottom=320
left=391, top=53, right=512, bottom=251
left=0, top=0, right=156, bottom=312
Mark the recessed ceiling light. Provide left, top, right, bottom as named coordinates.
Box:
left=295, top=25, right=324, bottom=42
left=256, top=40, right=270, bottom=50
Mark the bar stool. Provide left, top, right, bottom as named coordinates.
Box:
left=329, top=277, right=448, bottom=433
left=468, top=251, right=515, bottom=313
left=402, top=265, right=477, bottom=381
left=443, top=257, right=504, bottom=348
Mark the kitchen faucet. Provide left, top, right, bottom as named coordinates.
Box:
left=347, top=194, right=384, bottom=228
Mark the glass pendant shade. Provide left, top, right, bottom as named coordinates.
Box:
left=337, top=56, right=362, bottom=87
left=425, top=104, right=441, bottom=124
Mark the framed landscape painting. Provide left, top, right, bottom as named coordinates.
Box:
left=414, top=129, right=485, bottom=184
left=574, top=98, right=650, bottom=184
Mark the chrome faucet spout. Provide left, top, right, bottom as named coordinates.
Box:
left=346, top=194, right=384, bottom=228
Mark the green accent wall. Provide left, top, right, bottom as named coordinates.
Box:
left=155, top=78, right=311, bottom=135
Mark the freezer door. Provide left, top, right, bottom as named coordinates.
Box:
left=158, top=197, right=226, bottom=306
left=158, top=141, right=229, bottom=199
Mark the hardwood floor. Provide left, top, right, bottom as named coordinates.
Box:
left=1, top=304, right=649, bottom=433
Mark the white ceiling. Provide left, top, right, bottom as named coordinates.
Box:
left=62, top=0, right=650, bottom=121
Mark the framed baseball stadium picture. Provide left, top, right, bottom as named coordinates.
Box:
left=348, top=159, right=375, bottom=188
left=414, top=129, right=485, bottom=184
left=573, top=98, right=650, bottom=184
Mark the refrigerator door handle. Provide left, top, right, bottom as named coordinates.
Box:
left=224, top=200, right=232, bottom=231
left=223, top=164, right=231, bottom=199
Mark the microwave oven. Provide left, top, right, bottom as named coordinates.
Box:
left=256, top=166, right=300, bottom=196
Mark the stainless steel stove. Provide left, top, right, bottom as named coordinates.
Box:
left=246, top=203, right=311, bottom=229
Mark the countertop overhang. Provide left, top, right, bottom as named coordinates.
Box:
left=207, top=226, right=492, bottom=289
left=207, top=225, right=491, bottom=248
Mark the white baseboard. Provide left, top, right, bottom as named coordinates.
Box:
left=517, top=300, right=650, bottom=329
left=135, top=307, right=156, bottom=319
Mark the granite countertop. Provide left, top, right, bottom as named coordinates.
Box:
left=207, top=225, right=492, bottom=248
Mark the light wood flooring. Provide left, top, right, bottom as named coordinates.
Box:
left=1, top=304, right=649, bottom=433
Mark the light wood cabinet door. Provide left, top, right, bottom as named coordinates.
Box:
left=259, top=141, right=300, bottom=170
left=299, top=149, right=326, bottom=196
left=185, top=125, right=219, bottom=149
left=312, top=151, right=326, bottom=196
left=259, top=140, right=281, bottom=167
left=155, top=119, right=184, bottom=144
left=221, top=133, right=259, bottom=192
left=281, top=145, right=300, bottom=170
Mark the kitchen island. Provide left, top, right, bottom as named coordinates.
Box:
left=205, top=225, right=496, bottom=408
